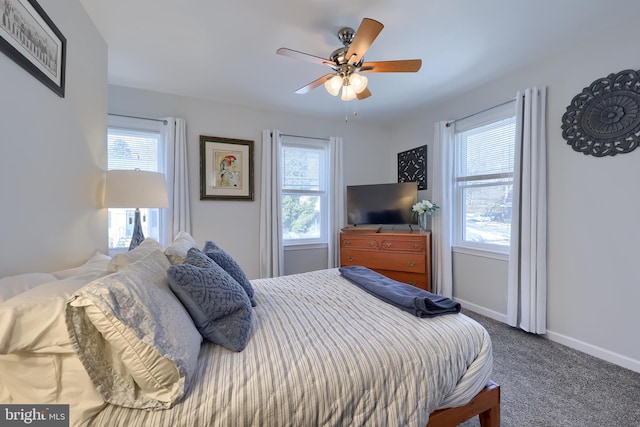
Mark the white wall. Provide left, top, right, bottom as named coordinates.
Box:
left=108, top=85, right=395, bottom=279
left=0, top=0, right=107, bottom=277
left=390, top=15, right=640, bottom=372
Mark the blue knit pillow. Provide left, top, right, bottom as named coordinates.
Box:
left=203, top=241, right=256, bottom=307
left=167, top=249, right=253, bottom=352
left=183, top=247, right=217, bottom=269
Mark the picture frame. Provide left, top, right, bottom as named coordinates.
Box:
left=200, top=135, right=254, bottom=201
left=0, top=0, right=66, bottom=97
left=398, top=145, right=427, bottom=190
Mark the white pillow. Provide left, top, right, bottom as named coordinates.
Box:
left=0, top=278, right=87, bottom=354
left=0, top=353, right=105, bottom=426
left=0, top=277, right=106, bottom=426
left=164, top=231, right=198, bottom=265
left=67, top=249, right=202, bottom=409
left=0, top=272, right=57, bottom=303
left=51, top=251, right=111, bottom=281
left=106, top=238, right=164, bottom=273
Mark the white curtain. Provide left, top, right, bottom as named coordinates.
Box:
left=259, top=130, right=284, bottom=278
left=507, top=87, right=548, bottom=334
left=432, top=121, right=455, bottom=298
left=328, top=137, right=345, bottom=268
left=161, top=118, right=191, bottom=244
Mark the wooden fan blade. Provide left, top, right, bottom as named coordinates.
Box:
left=345, top=18, right=384, bottom=64
left=294, top=73, right=334, bottom=94
left=360, top=59, right=422, bottom=73
left=356, top=87, right=372, bottom=100
left=277, top=48, right=333, bottom=67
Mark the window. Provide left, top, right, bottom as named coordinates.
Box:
left=453, top=103, right=516, bottom=254
left=280, top=136, right=329, bottom=246
left=107, top=116, right=165, bottom=252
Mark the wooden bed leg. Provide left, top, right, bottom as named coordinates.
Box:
left=426, top=380, right=500, bottom=427
left=478, top=400, right=500, bottom=427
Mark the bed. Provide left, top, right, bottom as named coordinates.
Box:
left=0, top=234, right=498, bottom=427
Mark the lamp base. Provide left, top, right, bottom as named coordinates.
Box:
left=129, top=209, right=145, bottom=250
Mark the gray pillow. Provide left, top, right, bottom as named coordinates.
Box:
left=203, top=241, right=256, bottom=306
left=167, top=250, right=253, bottom=352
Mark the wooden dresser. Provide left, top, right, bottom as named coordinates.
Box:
left=339, top=230, right=432, bottom=291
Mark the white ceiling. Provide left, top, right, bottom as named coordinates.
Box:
left=79, top=0, right=640, bottom=123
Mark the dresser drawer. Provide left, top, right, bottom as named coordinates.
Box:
left=340, top=236, right=379, bottom=250
left=378, top=237, right=425, bottom=252
left=340, top=250, right=425, bottom=274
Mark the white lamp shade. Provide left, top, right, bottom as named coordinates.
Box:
left=324, top=75, right=343, bottom=96
left=341, top=84, right=357, bottom=101
left=349, top=73, right=368, bottom=94
left=104, top=170, right=169, bottom=208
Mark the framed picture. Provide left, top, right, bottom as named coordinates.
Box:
left=0, top=0, right=66, bottom=97
left=397, top=145, right=427, bottom=190
left=200, top=135, right=254, bottom=200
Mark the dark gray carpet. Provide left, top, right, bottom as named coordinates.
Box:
left=458, top=310, right=640, bottom=427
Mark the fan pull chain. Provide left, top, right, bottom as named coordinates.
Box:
left=343, top=103, right=359, bottom=123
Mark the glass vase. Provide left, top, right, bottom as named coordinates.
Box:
left=418, top=213, right=429, bottom=232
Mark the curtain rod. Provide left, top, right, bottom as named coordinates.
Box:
left=109, top=113, right=168, bottom=125
left=277, top=132, right=330, bottom=142
left=445, top=97, right=516, bottom=127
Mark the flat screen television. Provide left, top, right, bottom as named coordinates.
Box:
left=346, top=182, right=418, bottom=225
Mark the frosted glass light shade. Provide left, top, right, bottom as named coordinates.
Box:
left=104, top=170, right=169, bottom=208
left=341, top=85, right=357, bottom=101
left=349, top=73, right=368, bottom=94
left=324, top=75, right=343, bottom=96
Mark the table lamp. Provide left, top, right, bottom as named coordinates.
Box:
left=104, top=169, right=169, bottom=250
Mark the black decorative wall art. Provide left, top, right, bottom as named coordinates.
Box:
left=561, top=69, right=640, bottom=157
left=398, top=145, right=427, bottom=190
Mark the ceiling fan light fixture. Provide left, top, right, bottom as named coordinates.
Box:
left=324, top=75, right=343, bottom=96
left=349, top=73, right=368, bottom=94
left=341, top=84, right=357, bottom=101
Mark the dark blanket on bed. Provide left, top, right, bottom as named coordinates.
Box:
left=339, top=266, right=461, bottom=318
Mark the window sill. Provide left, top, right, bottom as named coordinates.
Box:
left=452, top=245, right=509, bottom=261
left=284, top=243, right=328, bottom=251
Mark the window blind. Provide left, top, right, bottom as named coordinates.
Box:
left=107, top=128, right=161, bottom=172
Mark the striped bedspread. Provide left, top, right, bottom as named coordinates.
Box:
left=88, top=268, right=492, bottom=426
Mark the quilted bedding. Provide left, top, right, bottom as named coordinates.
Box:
left=88, top=268, right=492, bottom=426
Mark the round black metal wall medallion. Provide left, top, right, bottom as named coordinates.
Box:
left=561, top=69, right=640, bottom=157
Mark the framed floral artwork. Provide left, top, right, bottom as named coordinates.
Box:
left=199, top=135, right=254, bottom=200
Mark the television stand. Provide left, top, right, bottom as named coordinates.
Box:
left=339, top=229, right=432, bottom=291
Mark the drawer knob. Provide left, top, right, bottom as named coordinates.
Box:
left=368, top=241, right=375, bottom=247
left=348, top=256, right=354, bottom=262
left=385, top=242, right=392, bottom=248
left=409, top=281, right=417, bottom=286
left=345, top=240, right=351, bottom=246
left=413, top=243, right=419, bottom=249
left=408, top=260, right=415, bottom=267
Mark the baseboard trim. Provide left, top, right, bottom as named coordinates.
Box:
left=455, top=298, right=640, bottom=374
left=544, top=330, right=640, bottom=374
left=455, top=299, right=507, bottom=323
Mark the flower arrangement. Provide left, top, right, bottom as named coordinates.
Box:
left=412, top=199, right=440, bottom=231
left=412, top=199, right=440, bottom=216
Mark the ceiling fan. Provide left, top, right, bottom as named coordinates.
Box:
left=276, top=18, right=422, bottom=101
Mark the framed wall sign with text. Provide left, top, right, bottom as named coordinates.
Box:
left=0, top=0, right=66, bottom=97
